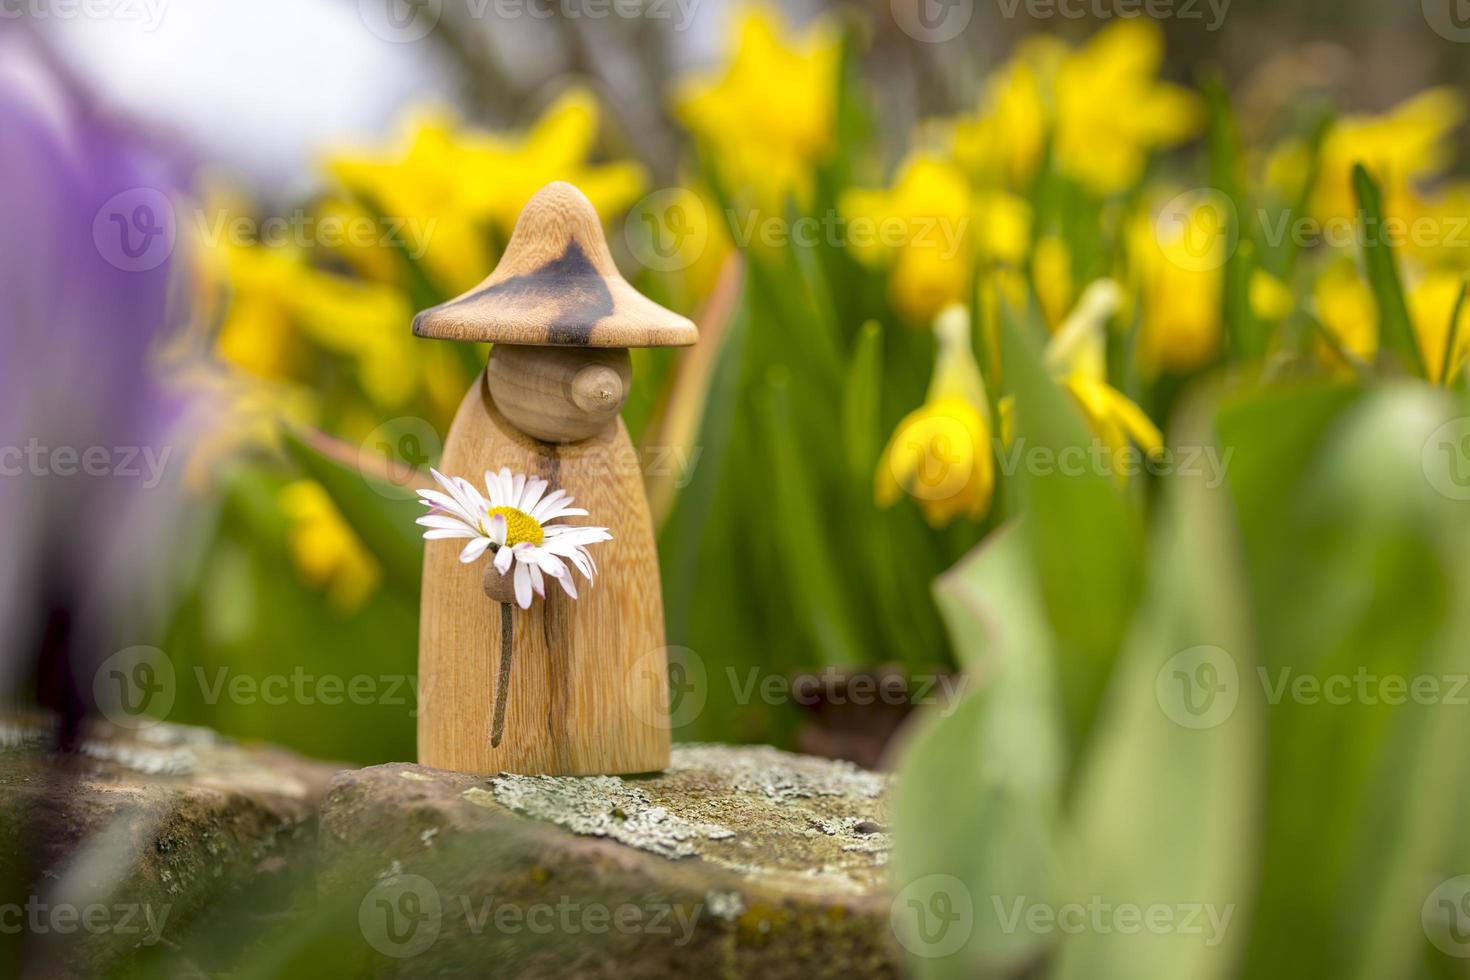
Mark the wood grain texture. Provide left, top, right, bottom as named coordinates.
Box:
left=412, top=182, right=698, bottom=349
left=418, top=371, right=671, bottom=775
left=486, top=344, right=631, bottom=443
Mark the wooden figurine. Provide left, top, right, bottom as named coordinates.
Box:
left=412, top=181, right=697, bottom=776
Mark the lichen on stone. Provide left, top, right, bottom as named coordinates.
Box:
left=469, top=775, right=736, bottom=860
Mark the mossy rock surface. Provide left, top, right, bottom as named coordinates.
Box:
left=0, top=714, right=338, bottom=976
left=319, top=744, right=901, bottom=979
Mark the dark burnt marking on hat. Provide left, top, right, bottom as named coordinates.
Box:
left=424, top=242, right=614, bottom=345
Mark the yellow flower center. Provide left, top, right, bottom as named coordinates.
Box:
left=485, top=506, right=544, bottom=547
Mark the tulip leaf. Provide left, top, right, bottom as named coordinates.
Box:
left=1053, top=387, right=1260, bottom=980
left=1353, top=164, right=1426, bottom=377
left=998, top=314, right=1144, bottom=742
left=891, top=522, right=1064, bottom=979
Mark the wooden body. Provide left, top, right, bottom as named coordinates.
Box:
left=418, top=371, right=670, bottom=775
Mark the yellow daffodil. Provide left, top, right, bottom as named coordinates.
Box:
left=843, top=153, right=1030, bottom=324
left=673, top=4, right=840, bottom=211
left=951, top=36, right=1062, bottom=190
left=1033, top=234, right=1075, bottom=329
left=998, top=281, right=1162, bottom=479
left=327, top=90, right=647, bottom=293
left=1408, top=269, right=1470, bottom=385
left=1128, top=193, right=1225, bottom=374
left=1250, top=269, right=1296, bottom=322
left=952, top=22, right=1200, bottom=197
left=1312, top=258, right=1377, bottom=367
left=279, top=480, right=382, bottom=613
left=1267, top=87, right=1465, bottom=229
left=215, top=243, right=418, bottom=408
left=1052, top=21, right=1202, bottom=196
left=876, top=305, right=994, bottom=526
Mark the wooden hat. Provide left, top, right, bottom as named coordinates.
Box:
left=412, top=181, right=698, bottom=349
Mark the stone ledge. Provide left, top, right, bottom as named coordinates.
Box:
left=319, top=744, right=901, bottom=979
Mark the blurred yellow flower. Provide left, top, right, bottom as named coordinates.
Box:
left=1033, top=234, right=1074, bottom=329
left=673, top=4, right=839, bottom=210
left=215, top=243, right=419, bottom=408
left=1250, top=269, right=1296, bottom=322
left=843, top=154, right=1029, bottom=324
left=951, top=36, right=1062, bottom=190
left=1128, top=194, right=1225, bottom=373
left=279, top=480, right=382, bottom=613
left=1044, top=280, right=1163, bottom=466
left=327, top=89, right=647, bottom=293
left=1268, top=88, right=1465, bottom=228
left=953, top=22, right=1200, bottom=196
left=1408, top=269, right=1470, bottom=385
left=1053, top=21, right=1202, bottom=196
left=877, top=305, right=994, bottom=526
left=1312, top=258, right=1377, bottom=368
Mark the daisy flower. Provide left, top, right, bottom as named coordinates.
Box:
left=416, top=467, right=611, bottom=609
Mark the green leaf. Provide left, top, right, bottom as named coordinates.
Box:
left=756, top=368, right=866, bottom=666
left=1353, top=164, right=1426, bottom=377
left=283, top=427, right=424, bottom=595
left=1053, top=385, right=1260, bottom=980
left=998, top=314, right=1145, bottom=741
left=890, top=522, right=1065, bottom=979
left=1204, top=76, right=1264, bottom=360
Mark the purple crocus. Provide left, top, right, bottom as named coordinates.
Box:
left=0, top=31, right=192, bottom=742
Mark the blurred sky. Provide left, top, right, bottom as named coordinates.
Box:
left=37, top=0, right=741, bottom=200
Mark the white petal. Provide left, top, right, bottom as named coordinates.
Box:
left=537, top=506, right=590, bottom=522
left=513, top=562, right=533, bottom=609
left=494, top=545, right=514, bottom=574
left=486, top=512, right=507, bottom=547
left=529, top=490, right=568, bottom=521
left=534, top=551, right=569, bottom=580
left=418, top=514, right=475, bottom=531
left=520, top=478, right=548, bottom=512
left=529, top=564, right=546, bottom=598
left=557, top=568, right=579, bottom=599
left=459, top=537, right=493, bottom=563
left=423, top=528, right=478, bottom=540
left=510, top=473, right=526, bottom=509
